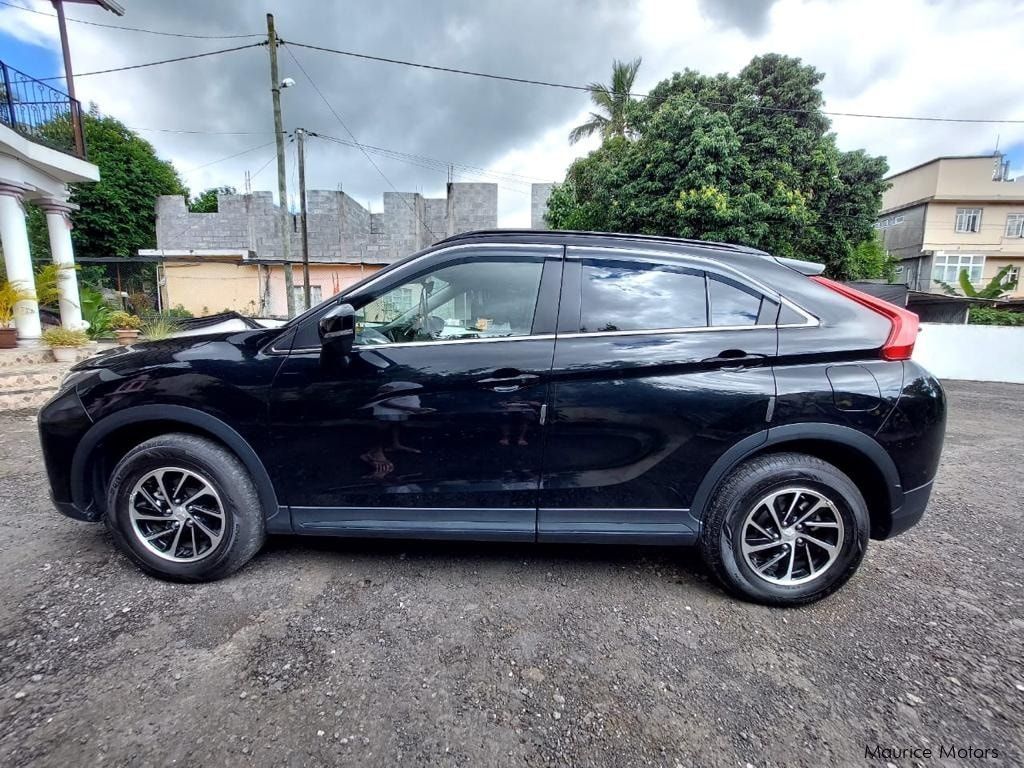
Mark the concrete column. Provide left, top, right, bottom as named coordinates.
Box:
left=38, top=197, right=85, bottom=330
left=0, top=183, right=42, bottom=345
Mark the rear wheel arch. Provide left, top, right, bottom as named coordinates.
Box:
left=690, top=424, right=900, bottom=539
left=71, top=405, right=282, bottom=526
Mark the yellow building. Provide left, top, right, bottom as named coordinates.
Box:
left=141, top=250, right=384, bottom=318
left=877, top=155, right=1024, bottom=297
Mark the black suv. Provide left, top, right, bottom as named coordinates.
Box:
left=39, top=230, right=945, bottom=605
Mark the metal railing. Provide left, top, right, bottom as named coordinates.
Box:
left=0, top=59, right=85, bottom=159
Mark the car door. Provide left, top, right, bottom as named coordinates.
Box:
left=269, top=243, right=562, bottom=540
left=537, top=246, right=778, bottom=543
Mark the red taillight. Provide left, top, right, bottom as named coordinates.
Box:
left=810, top=276, right=920, bottom=361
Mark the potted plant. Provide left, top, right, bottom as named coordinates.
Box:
left=109, top=311, right=143, bottom=346
left=42, top=327, right=90, bottom=362
left=0, top=280, right=35, bottom=349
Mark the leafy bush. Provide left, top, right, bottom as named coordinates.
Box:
left=109, top=311, right=143, bottom=330
left=968, top=307, right=1024, bottom=326
left=0, top=280, right=35, bottom=327
left=162, top=304, right=193, bottom=320
left=80, top=286, right=113, bottom=339
left=42, top=327, right=90, bottom=347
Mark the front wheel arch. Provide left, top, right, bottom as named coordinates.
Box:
left=71, top=405, right=283, bottom=527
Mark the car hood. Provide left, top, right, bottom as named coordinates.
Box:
left=72, top=328, right=285, bottom=375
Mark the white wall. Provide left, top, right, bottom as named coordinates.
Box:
left=914, top=323, right=1024, bottom=384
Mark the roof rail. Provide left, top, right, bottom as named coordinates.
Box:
left=436, top=229, right=773, bottom=256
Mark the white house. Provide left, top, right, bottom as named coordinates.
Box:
left=0, top=0, right=124, bottom=346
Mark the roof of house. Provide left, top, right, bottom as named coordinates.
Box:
left=884, top=154, right=994, bottom=181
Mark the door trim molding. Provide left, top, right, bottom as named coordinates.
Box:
left=290, top=506, right=536, bottom=542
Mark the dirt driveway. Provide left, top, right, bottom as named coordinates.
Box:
left=0, top=381, right=1021, bottom=767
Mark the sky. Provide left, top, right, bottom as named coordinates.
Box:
left=2, top=0, right=1023, bottom=228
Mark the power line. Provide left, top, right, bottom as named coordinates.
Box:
left=129, top=126, right=275, bottom=136
left=181, top=139, right=278, bottom=173
left=283, top=45, right=438, bottom=239
left=309, top=131, right=546, bottom=186
left=0, top=0, right=263, bottom=39
left=283, top=39, right=1024, bottom=125
left=38, top=42, right=266, bottom=81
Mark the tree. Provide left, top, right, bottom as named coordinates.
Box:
left=189, top=186, right=237, bottom=213
left=28, top=107, right=187, bottom=266
left=568, top=57, right=642, bottom=144
left=548, top=54, right=889, bottom=278
left=938, top=264, right=1018, bottom=299
left=848, top=232, right=897, bottom=281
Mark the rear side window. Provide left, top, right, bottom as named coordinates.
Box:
left=580, top=261, right=706, bottom=333
left=708, top=276, right=763, bottom=327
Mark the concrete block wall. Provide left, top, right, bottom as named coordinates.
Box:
left=531, top=183, right=554, bottom=230
left=155, top=183, right=501, bottom=265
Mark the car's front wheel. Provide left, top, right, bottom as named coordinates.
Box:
left=105, top=433, right=265, bottom=581
left=699, top=452, right=869, bottom=606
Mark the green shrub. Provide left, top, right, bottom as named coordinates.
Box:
left=42, top=327, right=90, bottom=347
left=969, top=307, right=1024, bottom=326
left=109, top=310, right=143, bottom=330
left=141, top=315, right=181, bottom=340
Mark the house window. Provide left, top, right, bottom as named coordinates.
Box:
left=954, top=208, right=982, bottom=233
left=1007, top=266, right=1021, bottom=285
left=294, top=284, right=323, bottom=312
left=893, top=215, right=905, bottom=224
left=932, top=253, right=985, bottom=285
left=1005, top=213, right=1024, bottom=238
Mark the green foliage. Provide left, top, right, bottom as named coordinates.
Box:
left=547, top=54, right=889, bottom=278
left=109, top=310, right=143, bottom=330
left=0, top=280, right=35, bottom=326
left=938, top=265, right=1018, bottom=299
left=569, top=58, right=642, bottom=144
left=80, top=286, right=113, bottom=339
left=161, top=304, right=194, bottom=319
left=42, top=327, right=90, bottom=348
left=849, top=232, right=898, bottom=281
left=188, top=186, right=236, bottom=213
left=141, top=314, right=181, bottom=340
left=968, top=307, right=1024, bottom=326
left=33, top=263, right=82, bottom=308
left=28, top=108, right=187, bottom=266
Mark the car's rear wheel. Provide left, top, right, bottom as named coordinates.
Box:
left=105, top=433, right=265, bottom=582
left=699, top=452, right=869, bottom=606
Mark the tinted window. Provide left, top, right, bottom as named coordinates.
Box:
left=708, top=276, right=762, bottom=327
left=580, top=262, right=706, bottom=333
left=355, top=258, right=543, bottom=345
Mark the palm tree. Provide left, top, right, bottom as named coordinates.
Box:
left=568, top=57, right=642, bottom=145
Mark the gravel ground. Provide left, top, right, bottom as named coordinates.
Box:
left=0, top=380, right=1021, bottom=767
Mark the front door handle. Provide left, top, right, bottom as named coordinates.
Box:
left=477, top=372, right=540, bottom=392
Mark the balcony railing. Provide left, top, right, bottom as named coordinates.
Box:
left=0, top=59, right=85, bottom=159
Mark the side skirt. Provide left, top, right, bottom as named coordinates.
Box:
left=289, top=507, right=536, bottom=542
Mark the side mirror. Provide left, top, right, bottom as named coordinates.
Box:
left=319, top=303, right=356, bottom=355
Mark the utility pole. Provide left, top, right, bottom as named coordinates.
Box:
left=266, top=13, right=295, bottom=318
left=296, top=128, right=311, bottom=309
left=52, top=1, right=84, bottom=157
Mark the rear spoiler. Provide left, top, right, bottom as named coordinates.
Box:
left=773, top=256, right=826, bottom=276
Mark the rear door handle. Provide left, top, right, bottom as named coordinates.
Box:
left=477, top=372, right=540, bottom=392
left=702, top=349, right=767, bottom=370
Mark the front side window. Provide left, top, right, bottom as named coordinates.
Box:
left=1005, top=213, right=1024, bottom=238
left=954, top=207, right=982, bottom=233
left=579, top=261, right=707, bottom=333
left=932, top=253, right=985, bottom=285
left=354, top=258, right=543, bottom=345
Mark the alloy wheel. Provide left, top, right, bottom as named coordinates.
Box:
left=128, top=467, right=225, bottom=563
left=739, top=487, right=845, bottom=586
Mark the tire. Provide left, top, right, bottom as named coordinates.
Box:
left=105, top=433, right=265, bottom=582
left=698, top=452, right=869, bottom=607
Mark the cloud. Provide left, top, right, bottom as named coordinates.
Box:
left=2, top=0, right=1023, bottom=228
left=696, top=0, right=780, bottom=35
